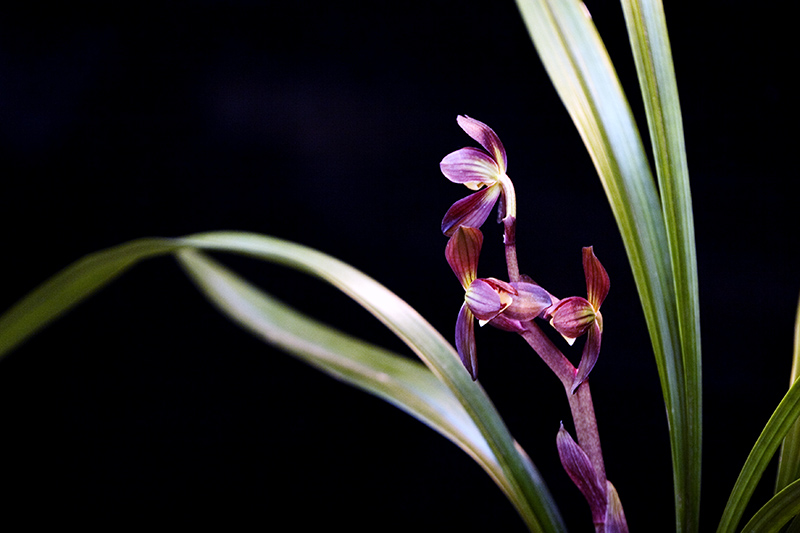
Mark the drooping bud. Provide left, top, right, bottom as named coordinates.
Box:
left=556, top=423, right=607, bottom=526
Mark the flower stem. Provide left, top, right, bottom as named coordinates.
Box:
left=518, top=321, right=608, bottom=500
left=504, top=215, right=520, bottom=283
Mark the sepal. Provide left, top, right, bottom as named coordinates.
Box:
left=445, top=226, right=483, bottom=289
left=455, top=302, right=478, bottom=380
left=605, top=481, right=629, bottom=533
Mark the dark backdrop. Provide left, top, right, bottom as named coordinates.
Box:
left=0, top=1, right=795, bottom=530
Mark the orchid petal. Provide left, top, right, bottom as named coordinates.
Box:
left=445, top=226, right=483, bottom=290
left=550, top=296, right=596, bottom=340
left=455, top=302, right=478, bottom=380
left=504, top=282, right=553, bottom=321
left=457, top=115, right=507, bottom=172
left=440, top=147, right=501, bottom=190
left=556, top=423, right=607, bottom=524
left=441, top=184, right=502, bottom=236
left=583, top=246, right=610, bottom=310
left=465, top=279, right=509, bottom=322
left=571, top=321, right=602, bottom=394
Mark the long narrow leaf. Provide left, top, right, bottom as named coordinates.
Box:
left=776, top=294, right=800, bottom=493
left=739, top=479, right=800, bottom=533
left=0, top=239, right=180, bottom=359
left=0, top=232, right=565, bottom=532
left=618, top=0, right=702, bottom=528
left=514, top=0, right=692, bottom=528
left=175, top=249, right=523, bottom=513
left=717, top=375, right=800, bottom=533
left=179, top=231, right=565, bottom=532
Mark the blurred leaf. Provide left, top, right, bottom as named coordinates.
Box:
left=514, top=0, right=696, bottom=528
left=0, top=239, right=179, bottom=359
left=776, top=294, right=800, bottom=493
left=0, top=232, right=565, bottom=532
left=739, top=479, right=800, bottom=533
left=176, top=249, right=522, bottom=517
left=717, top=375, right=800, bottom=533
left=179, top=231, right=565, bottom=532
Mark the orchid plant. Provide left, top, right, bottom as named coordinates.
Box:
left=1, top=0, right=799, bottom=532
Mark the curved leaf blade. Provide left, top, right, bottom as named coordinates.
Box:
left=0, top=239, right=180, bottom=359
left=739, top=479, right=800, bottom=533
left=175, top=248, right=521, bottom=508
left=776, top=294, right=800, bottom=493
left=717, top=375, right=800, bottom=533
left=0, top=232, right=565, bottom=532
left=180, top=231, right=565, bottom=532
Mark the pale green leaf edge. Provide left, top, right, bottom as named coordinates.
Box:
left=776, top=293, right=800, bottom=493
left=618, top=0, right=702, bottom=529
left=514, top=0, right=691, bottom=529
left=0, top=232, right=565, bottom=533
left=717, top=375, right=800, bottom=533
left=740, top=479, right=800, bottom=533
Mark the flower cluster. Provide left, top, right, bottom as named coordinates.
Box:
left=440, top=115, right=609, bottom=390
left=438, top=115, right=625, bottom=529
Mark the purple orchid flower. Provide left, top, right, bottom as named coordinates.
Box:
left=440, top=116, right=517, bottom=237
left=547, top=247, right=610, bottom=393
left=445, top=226, right=551, bottom=380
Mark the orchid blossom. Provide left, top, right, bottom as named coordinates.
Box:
left=440, top=116, right=517, bottom=237
left=547, top=246, right=610, bottom=393
left=445, top=226, right=551, bottom=380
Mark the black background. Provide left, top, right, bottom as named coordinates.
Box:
left=0, top=1, right=795, bottom=530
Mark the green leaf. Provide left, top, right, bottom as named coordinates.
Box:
left=739, top=479, right=800, bottom=533
left=514, top=0, right=697, bottom=529
left=179, top=231, right=565, bottom=532
left=0, top=238, right=181, bottom=359
left=0, top=232, right=565, bottom=532
left=175, top=248, right=524, bottom=517
left=619, top=0, right=702, bottom=528
left=776, top=294, right=800, bottom=493
left=717, top=375, right=800, bottom=533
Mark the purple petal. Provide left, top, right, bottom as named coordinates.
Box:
left=486, top=314, right=525, bottom=334
left=440, top=147, right=500, bottom=188
left=441, top=184, right=502, bottom=236
left=455, top=302, right=478, bottom=380
left=445, top=226, right=483, bottom=290
left=465, top=279, right=509, bottom=321
left=556, top=423, right=608, bottom=524
left=550, top=296, right=596, bottom=340
left=504, top=282, right=553, bottom=321
left=583, top=246, right=610, bottom=310
left=571, top=321, right=602, bottom=393
left=456, top=115, right=507, bottom=172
